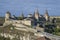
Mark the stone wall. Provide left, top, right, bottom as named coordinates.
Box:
left=22, top=20, right=32, bottom=26
left=3, top=20, right=32, bottom=26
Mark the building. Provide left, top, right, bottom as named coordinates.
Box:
left=3, top=9, right=49, bottom=27
left=5, top=11, right=11, bottom=21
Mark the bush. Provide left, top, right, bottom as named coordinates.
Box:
left=0, top=36, right=10, bottom=40
left=53, top=27, right=60, bottom=36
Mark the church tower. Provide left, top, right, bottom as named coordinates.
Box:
left=44, top=10, right=49, bottom=21
left=5, top=11, right=11, bottom=21
left=34, top=9, right=40, bottom=20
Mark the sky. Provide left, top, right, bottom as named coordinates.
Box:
left=0, top=0, right=60, bottom=17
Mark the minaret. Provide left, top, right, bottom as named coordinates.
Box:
left=5, top=11, right=11, bottom=21
left=44, top=10, right=49, bottom=21
left=34, top=8, right=40, bottom=20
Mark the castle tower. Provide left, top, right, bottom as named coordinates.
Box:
left=44, top=10, right=49, bottom=21
left=28, top=13, right=32, bottom=18
left=34, top=9, right=40, bottom=20
left=5, top=11, right=11, bottom=21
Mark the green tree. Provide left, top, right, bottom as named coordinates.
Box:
left=0, top=36, right=10, bottom=40
left=53, top=27, right=60, bottom=36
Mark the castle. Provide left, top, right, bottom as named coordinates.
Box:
left=3, top=9, right=49, bottom=27
left=2, top=9, right=60, bottom=40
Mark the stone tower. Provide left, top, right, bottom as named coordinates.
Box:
left=44, top=10, right=49, bottom=21
left=34, top=9, right=40, bottom=20
left=28, top=14, right=32, bottom=18
left=5, top=11, right=11, bottom=21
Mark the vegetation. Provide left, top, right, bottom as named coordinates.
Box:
left=45, top=24, right=56, bottom=33
left=45, top=18, right=60, bottom=36
left=0, top=17, right=5, bottom=26
left=56, top=18, right=60, bottom=23
left=18, top=17, right=23, bottom=20
left=0, top=24, right=15, bottom=37
left=0, top=36, right=10, bottom=40
left=53, top=18, right=60, bottom=36
left=52, top=27, right=60, bottom=36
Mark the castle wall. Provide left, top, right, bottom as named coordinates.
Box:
left=22, top=20, right=32, bottom=26
left=12, top=20, right=32, bottom=26
left=4, top=19, right=32, bottom=26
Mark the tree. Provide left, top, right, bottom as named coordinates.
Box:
left=0, top=35, right=10, bottom=40
left=45, top=24, right=56, bottom=33
left=53, top=27, right=60, bottom=36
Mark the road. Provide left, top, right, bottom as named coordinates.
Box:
left=39, top=32, right=60, bottom=40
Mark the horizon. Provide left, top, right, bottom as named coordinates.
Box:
left=0, top=0, right=60, bottom=17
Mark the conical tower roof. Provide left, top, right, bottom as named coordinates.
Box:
left=35, top=8, right=39, bottom=15
left=6, top=11, right=11, bottom=14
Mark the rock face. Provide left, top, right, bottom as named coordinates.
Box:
left=0, top=22, right=51, bottom=40
left=0, top=29, right=37, bottom=40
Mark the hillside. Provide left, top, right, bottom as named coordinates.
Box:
left=0, top=17, right=5, bottom=26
